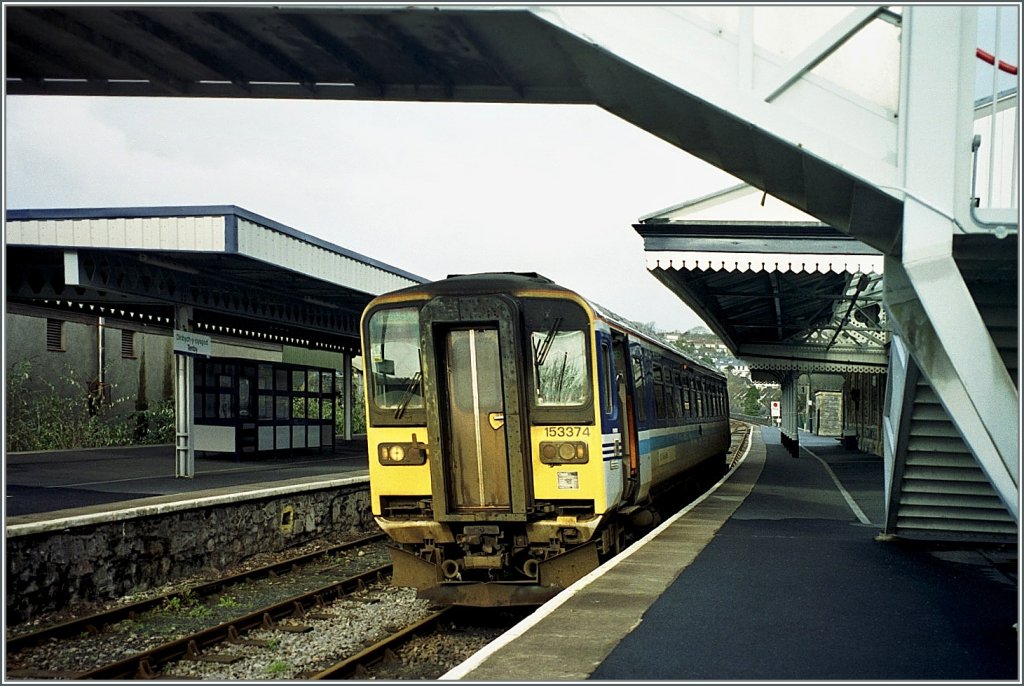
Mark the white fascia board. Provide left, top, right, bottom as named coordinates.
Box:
left=646, top=251, right=884, bottom=275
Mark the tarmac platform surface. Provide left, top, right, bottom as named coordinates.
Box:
left=5, top=441, right=369, bottom=519
left=446, top=426, right=1019, bottom=681
left=4, top=427, right=1018, bottom=680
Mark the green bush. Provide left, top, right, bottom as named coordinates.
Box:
left=5, top=360, right=175, bottom=452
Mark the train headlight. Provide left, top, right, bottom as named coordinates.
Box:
left=539, top=441, right=588, bottom=464
left=378, top=441, right=427, bottom=465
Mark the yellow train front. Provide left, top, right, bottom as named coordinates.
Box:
left=361, top=272, right=729, bottom=606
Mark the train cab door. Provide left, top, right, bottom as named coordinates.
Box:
left=443, top=326, right=511, bottom=510
left=611, top=332, right=639, bottom=503
left=420, top=295, right=530, bottom=521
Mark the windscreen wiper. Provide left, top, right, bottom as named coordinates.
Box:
left=394, top=370, right=422, bottom=420
left=533, top=316, right=562, bottom=367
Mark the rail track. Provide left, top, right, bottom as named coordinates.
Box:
left=6, top=531, right=386, bottom=654
left=308, top=606, right=456, bottom=679
left=5, top=533, right=392, bottom=679
left=8, top=563, right=395, bottom=679
left=728, top=420, right=752, bottom=467
left=307, top=605, right=533, bottom=680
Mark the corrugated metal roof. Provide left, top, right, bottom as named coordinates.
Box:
left=5, top=205, right=426, bottom=349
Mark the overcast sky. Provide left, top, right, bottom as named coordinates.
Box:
left=4, top=96, right=738, bottom=332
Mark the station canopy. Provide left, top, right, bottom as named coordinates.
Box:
left=635, top=185, right=889, bottom=376
left=5, top=206, right=426, bottom=353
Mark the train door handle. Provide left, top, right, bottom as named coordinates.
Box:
left=488, top=412, right=505, bottom=430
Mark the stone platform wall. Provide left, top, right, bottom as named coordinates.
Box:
left=5, top=477, right=372, bottom=624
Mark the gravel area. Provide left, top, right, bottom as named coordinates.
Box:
left=5, top=533, right=393, bottom=677
left=160, top=584, right=437, bottom=680
left=367, top=608, right=533, bottom=680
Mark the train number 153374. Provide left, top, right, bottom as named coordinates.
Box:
left=543, top=426, right=591, bottom=438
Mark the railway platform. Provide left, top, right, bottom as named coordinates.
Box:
left=445, top=426, right=1019, bottom=681
left=4, top=440, right=369, bottom=520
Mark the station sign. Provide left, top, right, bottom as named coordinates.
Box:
left=770, top=401, right=781, bottom=418
left=173, top=330, right=212, bottom=357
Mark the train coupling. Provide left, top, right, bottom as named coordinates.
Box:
left=388, top=542, right=600, bottom=607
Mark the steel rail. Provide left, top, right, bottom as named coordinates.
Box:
left=308, top=606, right=455, bottom=680
left=74, top=564, right=393, bottom=680
left=6, top=532, right=385, bottom=655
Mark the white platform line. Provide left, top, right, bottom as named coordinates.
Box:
left=801, top=445, right=872, bottom=525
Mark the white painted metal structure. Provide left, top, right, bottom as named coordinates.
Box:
left=548, top=5, right=1018, bottom=534
left=883, top=9, right=1018, bottom=524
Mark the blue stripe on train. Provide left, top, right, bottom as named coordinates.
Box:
left=638, top=428, right=706, bottom=453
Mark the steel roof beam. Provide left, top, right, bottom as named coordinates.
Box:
left=361, top=14, right=455, bottom=99
left=449, top=15, right=525, bottom=99
left=197, top=11, right=320, bottom=94
left=29, top=8, right=188, bottom=95
left=768, top=273, right=784, bottom=341
left=280, top=13, right=385, bottom=95
left=114, top=9, right=254, bottom=94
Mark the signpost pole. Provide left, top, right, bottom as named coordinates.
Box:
left=172, top=306, right=211, bottom=479
left=343, top=351, right=353, bottom=441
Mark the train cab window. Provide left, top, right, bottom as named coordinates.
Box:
left=524, top=301, right=592, bottom=420
left=531, top=328, right=588, bottom=406
left=367, top=307, right=424, bottom=421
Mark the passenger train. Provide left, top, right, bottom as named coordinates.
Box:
left=360, top=272, right=730, bottom=606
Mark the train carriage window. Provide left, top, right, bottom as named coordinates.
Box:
left=653, top=365, right=666, bottom=419
left=631, top=350, right=647, bottom=422
left=672, top=371, right=683, bottom=418
left=600, top=340, right=613, bottom=415
left=367, top=307, right=424, bottom=416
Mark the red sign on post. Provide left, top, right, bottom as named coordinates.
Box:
left=770, top=401, right=781, bottom=418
